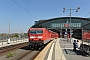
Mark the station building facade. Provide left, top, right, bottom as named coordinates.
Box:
left=31, top=17, right=90, bottom=38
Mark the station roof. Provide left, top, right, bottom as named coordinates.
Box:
left=31, top=17, right=90, bottom=33
left=32, top=17, right=90, bottom=27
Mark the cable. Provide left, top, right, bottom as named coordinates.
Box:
left=85, top=12, right=90, bottom=17
left=25, top=0, right=43, bottom=19
left=12, top=0, right=38, bottom=20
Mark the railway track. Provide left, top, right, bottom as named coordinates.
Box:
left=18, top=50, right=40, bottom=60
left=0, top=40, right=50, bottom=60
left=0, top=42, right=28, bottom=56
left=0, top=46, right=40, bottom=60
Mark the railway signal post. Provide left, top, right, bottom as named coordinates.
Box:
left=63, top=7, right=80, bottom=43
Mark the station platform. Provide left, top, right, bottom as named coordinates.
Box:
left=0, top=38, right=28, bottom=48
left=35, top=38, right=90, bottom=60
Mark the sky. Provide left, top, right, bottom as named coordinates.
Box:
left=0, top=0, right=90, bottom=33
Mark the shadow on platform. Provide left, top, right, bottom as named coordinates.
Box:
left=64, top=49, right=82, bottom=55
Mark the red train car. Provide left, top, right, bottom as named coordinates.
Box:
left=80, top=31, right=90, bottom=55
left=82, top=31, right=90, bottom=40
left=51, top=32, right=58, bottom=39
left=28, top=28, right=58, bottom=49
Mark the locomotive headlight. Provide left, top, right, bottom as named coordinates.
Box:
left=38, top=36, right=43, bottom=38
left=30, top=36, right=35, bottom=38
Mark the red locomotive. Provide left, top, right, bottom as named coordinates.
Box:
left=28, top=28, right=58, bottom=49
left=80, top=31, right=90, bottom=56
left=82, top=31, right=90, bottom=40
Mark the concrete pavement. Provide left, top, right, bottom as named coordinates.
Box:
left=60, top=38, right=90, bottom=60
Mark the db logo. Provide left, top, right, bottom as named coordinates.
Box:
left=64, top=24, right=68, bottom=27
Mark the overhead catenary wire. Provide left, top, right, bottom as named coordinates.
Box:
left=26, top=0, right=43, bottom=20
left=85, top=12, right=90, bottom=17
left=12, top=0, right=38, bottom=20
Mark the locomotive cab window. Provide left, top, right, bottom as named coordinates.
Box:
left=30, top=30, right=36, bottom=34
left=30, top=30, right=43, bottom=34
left=36, top=30, right=43, bottom=34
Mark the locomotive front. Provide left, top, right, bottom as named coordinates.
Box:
left=28, top=28, right=44, bottom=49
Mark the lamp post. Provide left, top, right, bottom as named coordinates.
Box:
left=8, top=21, right=10, bottom=44
left=63, top=7, right=80, bottom=43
